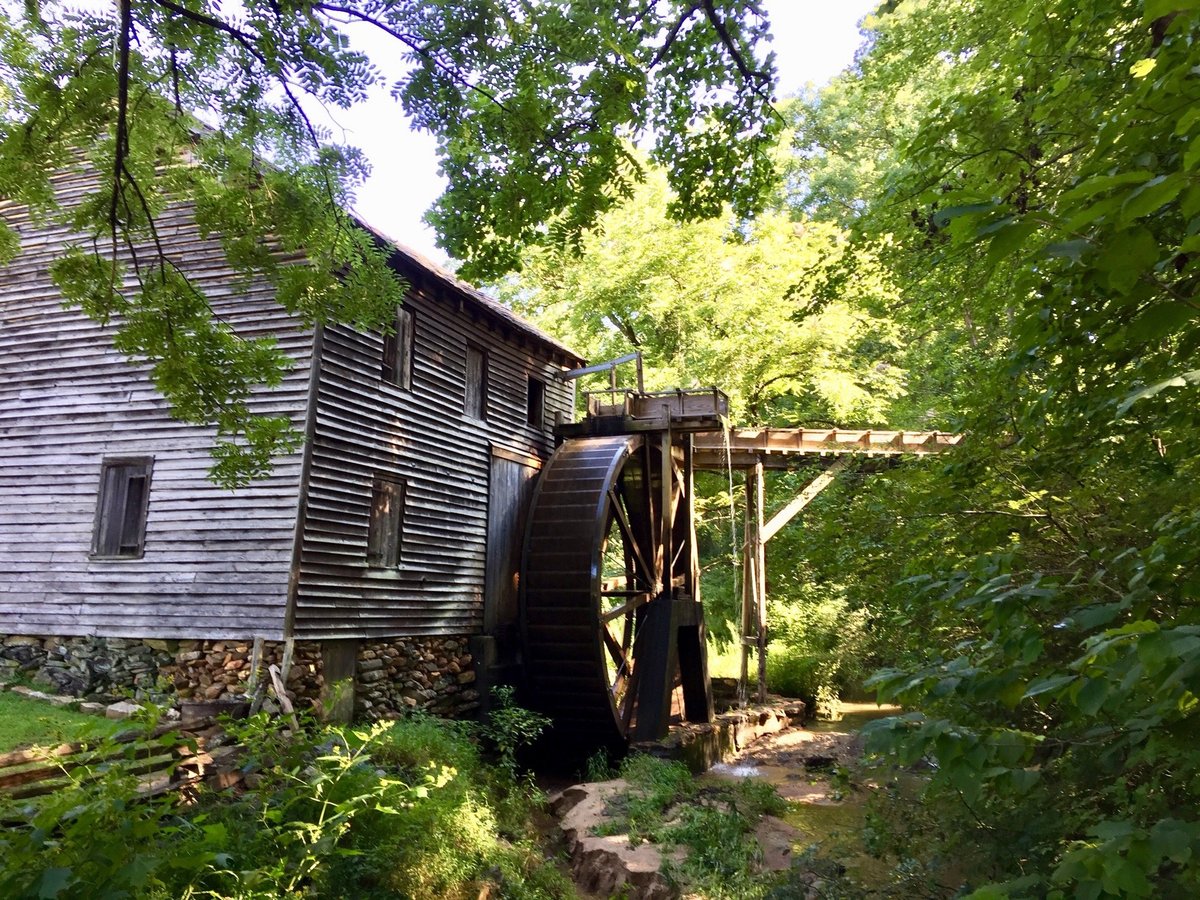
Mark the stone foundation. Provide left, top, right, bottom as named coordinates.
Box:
left=354, top=637, right=480, bottom=720
left=0, top=633, right=479, bottom=721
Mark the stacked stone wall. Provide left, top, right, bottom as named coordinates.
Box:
left=0, top=634, right=479, bottom=720
left=355, top=637, right=479, bottom=720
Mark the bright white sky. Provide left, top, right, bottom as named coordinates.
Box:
left=333, top=1, right=877, bottom=262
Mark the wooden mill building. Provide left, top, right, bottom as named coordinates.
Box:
left=0, top=166, right=583, bottom=717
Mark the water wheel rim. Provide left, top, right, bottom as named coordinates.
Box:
left=520, top=434, right=661, bottom=750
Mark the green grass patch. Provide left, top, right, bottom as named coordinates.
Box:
left=0, top=691, right=121, bottom=753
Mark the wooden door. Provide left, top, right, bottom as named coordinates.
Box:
left=485, top=448, right=541, bottom=659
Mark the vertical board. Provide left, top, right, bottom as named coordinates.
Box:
left=484, top=451, right=541, bottom=645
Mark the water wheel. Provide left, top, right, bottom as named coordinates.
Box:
left=520, top=433, right=713, bottom=754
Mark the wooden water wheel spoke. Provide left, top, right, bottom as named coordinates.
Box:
left=602, top=625, right=627, bottom=668
left=599, top=592, right=654, bottom=624
left=607, top=489, right=656, bottom=590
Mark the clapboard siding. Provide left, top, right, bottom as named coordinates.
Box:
left=0, top=166, right=312, bottom=640
left=292, top=274, right=576, bottom=639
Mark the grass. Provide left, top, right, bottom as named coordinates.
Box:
left=0, top=691, right=122, bottom=753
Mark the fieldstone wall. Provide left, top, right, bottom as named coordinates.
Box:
left=355, top=636, right=480, bottom=720
left=163, top=640, right=325, bottom=711
left=0, top=635, right=174, bottom=700
left=0, top=634, right=480, bottom=721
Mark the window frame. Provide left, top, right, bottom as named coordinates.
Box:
left=381, top=305, right=415, bottom=390
left=91, top=457, right=153, bottom=559
left=464, top=342, right=488, bottom=421
left=366, top=473, right=406, bottom=570
left=526, top=376, right=546, bottom=429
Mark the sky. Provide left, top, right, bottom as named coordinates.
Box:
left=330, top=1, right=878, bottom=263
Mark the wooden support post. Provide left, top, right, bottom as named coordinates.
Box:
left=677, top=435, right=713, bottom=723
left=738, top=467, right=757, bottom=708
left=633, top=428, right=681, bottom=741
left=754, top=461, right=767, bottom=703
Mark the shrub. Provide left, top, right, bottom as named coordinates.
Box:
left=766, top=594, right=869, bottom=714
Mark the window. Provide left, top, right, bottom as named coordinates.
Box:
left=465, top=343, right=487, bottom=420
left=92, top=458, right=152, bottom=558
left=367, top=475, right=406, bottom=568
left=526, top=377, right=545, bottom=429
left=381, top=306, right=415, bottom=389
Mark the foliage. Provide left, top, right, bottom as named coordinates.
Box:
left=497, top=167, right=905, bottom=425
left=765, top=596, right=869, bottom=715
left=0, top=0, right=782, bottom=484
left=782, top=0, right=1200, bottom=895
left=479, top=685, right=551, bottom=778
left=0, top=691, right=122, bottom=752
left=0, top=712, right=573, bottom=899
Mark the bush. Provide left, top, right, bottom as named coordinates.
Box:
left=766, top=594, right=869, bottom=715
left=0, top=711, right=573, bottom=900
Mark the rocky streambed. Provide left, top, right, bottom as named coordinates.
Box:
left=547, top=703, right=899, bottom=899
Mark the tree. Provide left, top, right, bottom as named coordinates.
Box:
left=788, top=1, right=1200, bottom=894
left=497, top=167, right=906, bottom=425
left=0, top=0, right=782, bottom=484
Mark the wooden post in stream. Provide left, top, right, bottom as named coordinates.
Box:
left=754, top=460, right=767, bottom=703
left=738, top=461, right=767, bottom=706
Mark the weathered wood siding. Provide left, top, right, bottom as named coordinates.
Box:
left=291, top=272, right=577, bottom=639
left=0, top=167, right=313, bottom=640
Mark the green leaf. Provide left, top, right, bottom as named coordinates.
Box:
left=1126, top=302, right=1198, bottom=343
left=1076, top=678, right=1110, bottom=716
left=37, top=868, right=72, bottom=899
left=1120, top=173, right=1184, bottom=223
left=1024, top=674, right=1077, bottom=698
left=932, top=202, right=997, bottom=229
left=1060, top=171, right=1154, bottom=204
left=1096, top=227, right=1159, bottom=293
left=1184, top=135, right=1200, bottom=172
left=1145, top=0, right=1200, bottom=21
left=986, top=220, right=1038, bottom=271
left=1116, top=368, right=1200, bottom=415
left=1130, top=58, right=1157, bottom=79
left=1044, top=239, right=1090, bottom=262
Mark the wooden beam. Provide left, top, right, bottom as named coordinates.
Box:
left=761, top=457, right=853, bottom=543
left=738, top=465, right=755, bottom=708
left=754, top=460, right=767, bottom=704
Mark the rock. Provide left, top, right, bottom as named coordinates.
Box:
left=755, top=815, right=801, bottom=872
left=4, top=636, right=42, bottom=647
left=456, top=670, right=476, bottom=685
left=203, top=682, right=226, bottom=700
left=11, top=685, right=63, bottom=703
left=79, top=702, right=107, bottom=715
left=105, top=700, right=143, bottom=719
left=552, top=780, right=679, bottom=900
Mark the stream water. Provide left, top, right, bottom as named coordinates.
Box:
left=704, top=703, right=904, bottom=890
